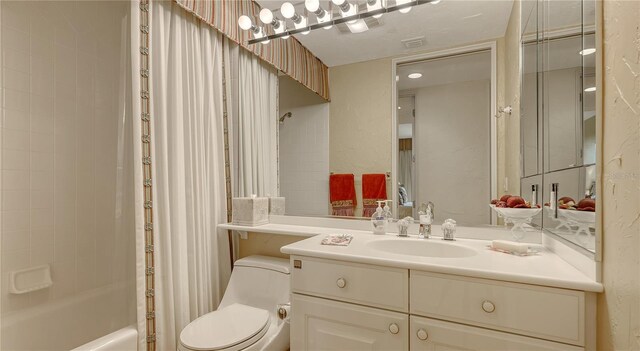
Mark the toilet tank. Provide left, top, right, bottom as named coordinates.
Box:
left=219, top=256, right=290, bottom=312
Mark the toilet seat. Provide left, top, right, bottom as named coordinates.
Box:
left=179, top=303, right=271, bottom=351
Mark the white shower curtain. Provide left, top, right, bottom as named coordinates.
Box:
left=133, top=1, right=232, bottom=349
left=227, top=43, right=279, bottom=197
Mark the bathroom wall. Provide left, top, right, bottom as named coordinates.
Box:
left=278, top=75, right=330, bottom=216
left=598, top=1, right=640, bottom=349
left=329, top=58, right=393, bottom=216
left=1, top=1, right=135, bottom=348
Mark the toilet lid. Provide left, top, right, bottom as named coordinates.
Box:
left=180, top=303, right=270, bottom=351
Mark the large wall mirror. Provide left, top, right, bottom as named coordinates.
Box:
left=240, top=0, right=599, bottom=254
left=520, top=0, right=598, bottom=254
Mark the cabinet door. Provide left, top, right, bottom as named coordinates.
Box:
left=410, top=316, right=583, bottom=351
left=291, top=294, right=409, bottom=351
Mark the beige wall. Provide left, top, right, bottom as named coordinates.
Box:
left=497, top=0, right=522, bottom=198
left=597, top=1, right=640, bottom=349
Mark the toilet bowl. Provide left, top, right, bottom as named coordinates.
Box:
left=178, top=256, right=290, bottom=351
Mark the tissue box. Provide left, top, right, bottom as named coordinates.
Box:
left=269, top=197, right=286, bottom=215
left=232, top=197, right=269, bottom=226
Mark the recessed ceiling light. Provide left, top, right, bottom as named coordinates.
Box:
left=430, top=0, right=441, bottom=4
left=408, top=73, right=422, bottom=79
left=346, top=19, right=369, bottom=33
left=398, top=106, right=402, bottom=110
left=584, top=86, right=596, bottom=92
left=579, top=48, right=596, bottom=56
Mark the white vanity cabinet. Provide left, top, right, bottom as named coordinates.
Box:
left=289, top=255, right=595, bottom=351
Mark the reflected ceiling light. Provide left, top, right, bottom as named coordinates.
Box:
left=346, top=19, right=369, bottom=33
left=396, top=0, right=412, bottom=13
left=305, top=0, right=333, bottom=29
left=281, top=2, right=309, bottom=35
left=584, top=86, right=596, bottom=92
left=398, top=106, right=402, bottom=110
left=408, top=73, right=422, bottom=79
left=396, top=75, right=399, bottom=82
left=430, top=0, right=442, bottom=4
left=579, top=48, right=596, bottom=56
left=367, top=0, right=385, bottom=19
left=332, top=0, right=358, bottom=24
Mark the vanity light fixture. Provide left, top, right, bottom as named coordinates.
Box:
left=259, top=9, right=288, bottom=40
left=244, top=0, right=441, bottom=44
left=332, top=0, right=358, bottom=24
left=238, top=15, right=269, bottom=43
left=584, top=86, right=596, bottom=92
left=579, top=48, right=596, bottom=56
left=281, top=2, right=310, bottom=35
left=396, top=0, right=413, bottom=13
left=305, top=0, right=333, bottom=29
left=408, top=73, right=423, bottom=79
left=367, top=0, right=385, bottom=19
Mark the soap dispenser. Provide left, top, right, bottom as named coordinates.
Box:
left=371, top=200, right=387, bottom=235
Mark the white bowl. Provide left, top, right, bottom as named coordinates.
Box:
left=559, top=209, right=595, bottom=225
left=490, top=205, right=542, bottom=220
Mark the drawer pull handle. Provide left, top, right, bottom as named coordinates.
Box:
left=336, top=278, right=347, bottom=288
left=416, top=328, right=429, bottom=341
left=389, top=323, right=399, bottom=334
left=482, top=300, right=496, bottom=313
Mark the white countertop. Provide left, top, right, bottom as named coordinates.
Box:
left=280, top=232, right=603, bottom=293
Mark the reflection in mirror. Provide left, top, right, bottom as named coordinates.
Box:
left=397, top=51, right=493, bottom=226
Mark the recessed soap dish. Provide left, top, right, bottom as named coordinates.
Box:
left=9, top=264, right=53, bottom=295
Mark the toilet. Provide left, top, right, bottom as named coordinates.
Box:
left=178, top=256, right=291, bottom=351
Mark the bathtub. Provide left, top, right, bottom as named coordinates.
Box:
left=1, top=283, right=135, bottom=350
left=72, top=326, right=137, bottom=351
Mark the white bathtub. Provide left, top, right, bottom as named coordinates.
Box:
left=71, top=326, right=137, bottom=351
left=1, top=284, right=135, bottom=350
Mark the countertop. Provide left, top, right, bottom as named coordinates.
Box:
left=280, top=231, right=603, bottom=293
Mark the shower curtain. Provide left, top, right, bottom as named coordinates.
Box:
left=133, top=1, right=232, bottom=349
left=226, top=42, right=279, bottom=197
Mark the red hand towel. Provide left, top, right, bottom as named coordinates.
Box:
left=330, top=174, right=357, bottom=217
left=362, top=174, right=387, bottom=217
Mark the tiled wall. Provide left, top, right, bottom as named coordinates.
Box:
left=1, top=0, right=134, bottom=328
left=278, top=103, right=330, bottom=216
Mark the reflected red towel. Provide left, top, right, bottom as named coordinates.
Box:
left=330, top=174, right=356, bottom=217
left=362, top=174, right=387, bottom=217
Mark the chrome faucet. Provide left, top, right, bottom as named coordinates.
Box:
left=418, top=202, right=434, bottom=239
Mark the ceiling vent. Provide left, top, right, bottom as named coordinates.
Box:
left=335, top=4, right=382, bottom=34
left=402, top=36, right=426, bottom=49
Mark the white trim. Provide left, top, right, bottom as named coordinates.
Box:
left=391, top=41, right=498, bottom=223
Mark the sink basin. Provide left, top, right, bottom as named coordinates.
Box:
left=366, top=239, right=477, bottom=258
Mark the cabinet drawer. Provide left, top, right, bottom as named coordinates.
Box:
left=410, top=315, right=583, bottom=351
left=291, top=256, right=409, bottom=312
left=410, top=271, right=585, bottom=346
left=292, top=294, right=409, bottom=351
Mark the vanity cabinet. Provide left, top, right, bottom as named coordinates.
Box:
left=290, top=256, right=595, bottom=350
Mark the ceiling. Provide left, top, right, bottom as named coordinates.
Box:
left=255, top=0, right=514, bottom=67
left=397, top=50, right=491, bottom=91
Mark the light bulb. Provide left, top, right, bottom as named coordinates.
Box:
left=579, top=48, right=596, bottom=56
left=281, top=2, right=296, bottom=19
left=305, top=0, right=320, bottom=12
left=332, top=0, right=346, bottom=5
left=430, top=0, right=441, bottom=3
left=259, top=9, right=273, bottom=24
left=238, top=15, right=253, bottom=31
